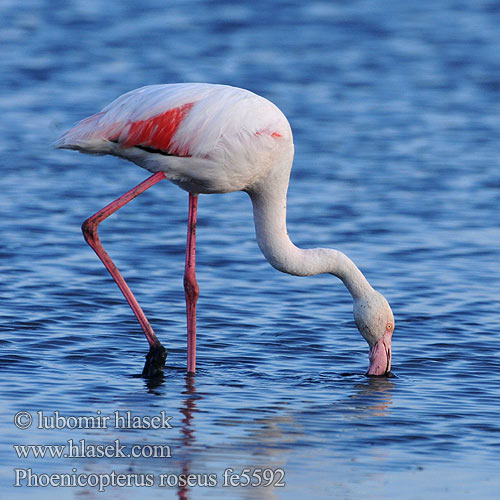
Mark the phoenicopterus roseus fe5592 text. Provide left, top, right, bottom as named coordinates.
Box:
left=55, top=83, right=394, bottom=377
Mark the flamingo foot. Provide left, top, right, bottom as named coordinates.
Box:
left=142, top=344, right=167, bottom=378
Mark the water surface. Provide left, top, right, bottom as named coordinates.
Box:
left=1, top=0, right=499, bottom=498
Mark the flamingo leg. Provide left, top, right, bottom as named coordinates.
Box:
left=81, top=171, right=167, bottom=377
left=184, top=193, right=199, bottom=374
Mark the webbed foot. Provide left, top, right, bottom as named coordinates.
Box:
left=142, top=344, right=167, bottom=378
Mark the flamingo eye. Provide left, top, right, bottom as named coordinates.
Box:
left=386, top=323, right=393, bottom=331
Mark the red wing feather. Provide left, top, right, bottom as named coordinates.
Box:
left=110, top=102, right=194, bottom=156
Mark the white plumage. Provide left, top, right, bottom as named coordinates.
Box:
left=56, top=83, right=292, bottom=193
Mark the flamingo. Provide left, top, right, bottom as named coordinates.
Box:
left=55, top=83, right=394, bottom=378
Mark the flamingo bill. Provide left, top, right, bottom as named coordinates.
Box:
left=366, top=331, right=392, bottom=376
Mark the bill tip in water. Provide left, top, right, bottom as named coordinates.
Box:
left=366, top=370, right=397, bottom=378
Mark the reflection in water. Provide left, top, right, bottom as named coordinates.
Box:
left=176, top=375, right=200, bottom=500
left=190, top=376, right=395, bottom=499
left=180, top=375, right=199, bottom=448
left=238, top=414, right=293, bottom=500
left=69, top=372, right=396, bottom=499
left=349, top=377, right=396, bottom=417
left=171, top=376, right=305, bottom=499
left=70, top=374, right=202, bottom=500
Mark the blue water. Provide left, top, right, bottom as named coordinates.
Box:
left=1, top=0, right=500, bottom=498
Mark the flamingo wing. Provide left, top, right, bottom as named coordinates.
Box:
left=56, top=84, right=286, bottom=154
left=55, top=83, right=292, bottom=192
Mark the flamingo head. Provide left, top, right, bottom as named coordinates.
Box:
left=353, top=291, right=394, bottom=376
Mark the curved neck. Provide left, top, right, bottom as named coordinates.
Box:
left=248, top=177, right=374, bottom=300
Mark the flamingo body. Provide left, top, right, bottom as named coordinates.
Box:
left=55, top=83, right=293, bottom=195
left=56, top=83, right=394, bottom=377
